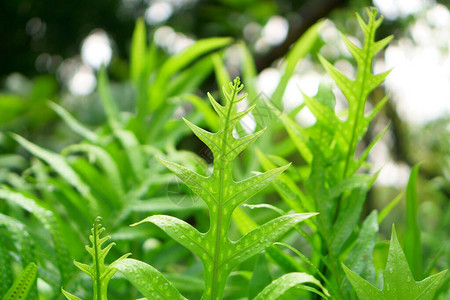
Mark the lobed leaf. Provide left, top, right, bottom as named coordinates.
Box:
left=63, top=217, right=130, bottom=300
left=344, top=225, right=447, bottom=300
left=157, top=158, right=215, bottom=206
left=156, top=77, right=319, bottom=299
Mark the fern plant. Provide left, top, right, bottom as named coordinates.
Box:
left=0, top=17, right=230, bottom=297
left=62, top=217, right=130, bottom=300
left=343, top=225, right=447, bottom=300
left=2, top=262, right=37, bottom=300
left=117, top=78, right=326, bottom=299
left=257, top=7, right=395, bottom=298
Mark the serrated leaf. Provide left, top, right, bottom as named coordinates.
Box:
left=253, top=272, right=330, bottom=300
left=343, top=264, right=383, bottom=299
left=224, top=128, right=265, bottom=160
left=2, top=263, right=37, bottom=300
left=114, top=258, right=187, bottom=300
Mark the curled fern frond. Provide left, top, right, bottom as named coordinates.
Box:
left=62, top=217, right=130, bottom=300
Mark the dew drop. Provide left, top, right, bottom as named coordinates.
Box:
left=406, top=276, right=411, bottom=282
left=389, top=268, right=393, bottom=274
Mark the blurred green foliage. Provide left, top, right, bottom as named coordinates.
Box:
left=0, top=1, right=448, bottom=299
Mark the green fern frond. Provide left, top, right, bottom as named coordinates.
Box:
left=134, top=78, right=318, bottom=300
left=62, top=217, right=130, bottom=300
left=2, top=263, right=38, bottom=300
left=343, top=225, right=447, bottom=300
left=317, top=7, right=393, bottom=175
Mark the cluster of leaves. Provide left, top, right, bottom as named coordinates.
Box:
left=256, top=8, right=448, bottom=299
left=0, top=7, right=448, bottom=300
left=0, top=20, right=232, bottom=298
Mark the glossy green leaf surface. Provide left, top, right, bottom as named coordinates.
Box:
left=114, top=258, right=187, bottom=300
left=253, top=272, right=330, bottom=300
left=343, top=225, right=447, bottom=300
left=136, top=78, right=317, bottom=299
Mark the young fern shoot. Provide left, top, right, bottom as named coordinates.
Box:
left=62, top=217, right=130, bottom=300
left=133, top=78, right=318, bottom=299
